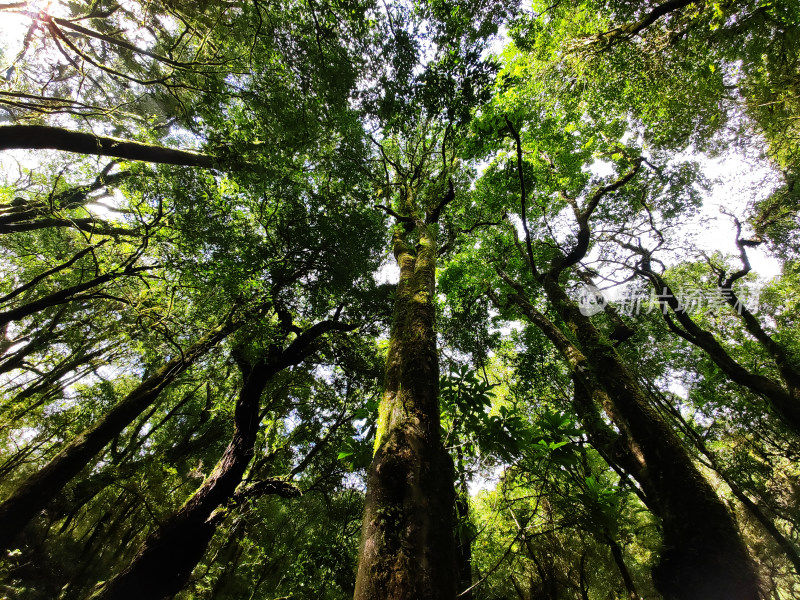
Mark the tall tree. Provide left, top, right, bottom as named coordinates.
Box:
left=354, top=127, right=458, bottom=599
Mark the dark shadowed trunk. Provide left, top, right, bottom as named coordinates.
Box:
left=495, top=121, right=761, bottom=600
left=646, top=379, right=800, bottom=576
left=86, top=318, right=346, bottom=600
left=578, top=552, right=591, bottom=600
left=497, top=270, right=761, bottom=600
left=0, top=319, right=235, bottom=551
left=86, top=358, right=272, bottom=600
left=606, top=536, right=640, bottom=600
left=540, top=275, right=761, bottom=600
left=354, top=220, right=457, bottom=600
left=455, top=485, right=474, bottom=599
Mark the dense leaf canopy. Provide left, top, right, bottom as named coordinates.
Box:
left=0, top=1, right=799, bottom=599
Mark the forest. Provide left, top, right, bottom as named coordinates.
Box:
left=0, top=0, right=798, bottom=599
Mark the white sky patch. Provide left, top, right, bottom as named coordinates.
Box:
left=283, top=410, right=302, bottom=434
left=85, top=187, right=127, bottom=219
left=588, top=158, right=616, bottom=179
left=0, top=8, right=32, bottom=64
left=373, top=255, right=400, bottom=285
left=576, top=149, right=782, bottom=289
left=688, top=153, right=781, bottom=278
left=468, top=463, right=504, bottom=496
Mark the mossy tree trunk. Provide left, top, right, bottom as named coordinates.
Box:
left=354, top=218, right=457, bottom=600
left=496, top=122, right=762, bottom=600
left=0, top=319, right=237, bottom=552
left=540, top=275, right=762, bottom=600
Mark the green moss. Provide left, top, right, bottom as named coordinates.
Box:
left=373, top=390, right=399, bottom=454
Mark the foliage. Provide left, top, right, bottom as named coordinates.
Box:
left=0, top=0, right=799, bottom=598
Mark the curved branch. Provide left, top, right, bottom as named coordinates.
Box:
left=552, top=158, right=643, bottom=276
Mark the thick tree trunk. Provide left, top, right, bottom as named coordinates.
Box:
left=0, top=320, right=235, bottom=551
left=354, top=222, right=457, bottom=600
left=650, top=383, right=800, bottom=576
left=0, top=217, right=135, bottom=236
left=571, top=374, right=656, bottom=510
left=539, top=276, right=761, bottom=600
left=501, top=118, right=758, bottom=598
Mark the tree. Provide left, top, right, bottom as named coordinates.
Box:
left=1, top=1, right=800, bottom=599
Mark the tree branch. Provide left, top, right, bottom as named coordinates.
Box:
left=504, top=116, right=538, bottom=276
left=0, top=125, right=216, bottom=168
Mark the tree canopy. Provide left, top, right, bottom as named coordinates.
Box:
left=0, top=1, right=799, bottom=599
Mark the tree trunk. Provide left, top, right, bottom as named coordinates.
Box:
left=86, top=359, right=272, bottom=600
left=354, top=222, right=457, bottom=600
left=641, top=267, right=800, bottom=433
left=539, top=275, right=761, bottom=600
left=0, top=264, right=152, bottom=327
left=0, top=125, right=216, bottom=168
left=578, top=552, right=590, bottom=600
left=0, top=319, right=235, bottom=551
left=85, top=318, right=344, bottom=599
left=455, top=484, right=473, bottom=599
left=606, top=536, right=640, bottom=600
left=648, top=382, right=800, bottom=576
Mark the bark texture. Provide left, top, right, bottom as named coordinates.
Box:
left=86, top=360, right=270, bottom=600
left=540, top=276, right=761, bottom=600
left=497, top=122, right=761, bottom=599
left=354, top=221, right=457, bottom=600
left=606, top=537, right=640, bottom=600
left=86, top=318, right=345, bottom=600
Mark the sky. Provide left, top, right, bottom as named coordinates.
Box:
left=0, top=10, right=29, bottom=63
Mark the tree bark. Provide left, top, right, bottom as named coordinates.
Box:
left=0, top=319, right=235, bottom=551
left=538, top=275, right=761, bottom=600
left=606, top=536, right=640, bottom=600
left=0, top=125, right=216, bottom=168
left=648, top=381, right=800, bottom=575
left=0, top=217, right=136, bottom=236
left=455, top=470, right=474, bottom=600
left=578, top=552, right=590, bottom=600
left=85, top=360, right=271, bottom=600
left=354, top=221, right=457, bottom=600
left=500, top=117, right=759, bottom=600
left=85, top=318, right=347, bottom=600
